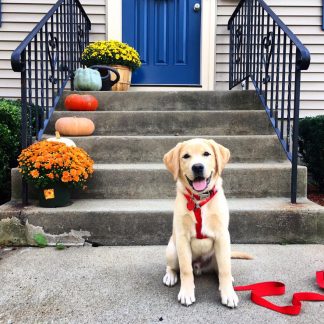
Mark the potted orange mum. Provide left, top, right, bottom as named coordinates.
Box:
left=18, top=141, right=94, bottom=207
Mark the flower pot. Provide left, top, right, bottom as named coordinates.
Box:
left=38, top=183, right=71, bottom=208
left=109, top=65, right=132, bottom=91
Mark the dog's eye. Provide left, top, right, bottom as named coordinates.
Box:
left=182, top=154, right=190, bottom=159
left=203, top=152, right=211, bottom=157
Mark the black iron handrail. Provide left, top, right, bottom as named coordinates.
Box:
left=228, top=0, right=310, bottom=203
left=11, top=0, right=91, bottom=204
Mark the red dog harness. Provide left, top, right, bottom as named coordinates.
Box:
left=184, top=186, right=217, bottom=239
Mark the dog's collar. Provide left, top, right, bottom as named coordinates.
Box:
left=183, top=186, right=218, bottom=239
left=186, top=186, right=217, bottom=202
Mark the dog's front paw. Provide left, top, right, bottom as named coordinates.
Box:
left=163, top=269, right=178, bottom=287
left=178, top=286, right=196, bottom=306
left=220, top=287, right=239, bottom=308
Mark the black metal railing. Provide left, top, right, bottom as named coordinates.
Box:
left=228, top=0, right=310, bottom=203
left=11, top=0, right=91, bottom=204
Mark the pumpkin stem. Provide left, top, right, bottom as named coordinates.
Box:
left=55, top=131, right=61, bottom=139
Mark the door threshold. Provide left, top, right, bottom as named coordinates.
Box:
left=129, top=85, right=204, bottom=92
left=131, top=84, right=202, bottom=87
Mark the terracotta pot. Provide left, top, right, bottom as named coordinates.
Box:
left=109, top=65, right=132, bottom=91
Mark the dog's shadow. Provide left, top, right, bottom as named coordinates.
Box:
left=161, top=272, right=223, bottom=305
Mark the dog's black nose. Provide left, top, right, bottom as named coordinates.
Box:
left=192, top=163, right=204, bottom=175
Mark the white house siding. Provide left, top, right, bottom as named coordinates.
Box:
left=0, top=0, right=107, bottom=99
left=216, top=0, right=324, bottom=117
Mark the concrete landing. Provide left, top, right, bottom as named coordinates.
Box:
left=0, top=245, right=323, bottom=324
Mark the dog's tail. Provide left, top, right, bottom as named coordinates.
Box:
left=231, top=251, right=254, bottom=260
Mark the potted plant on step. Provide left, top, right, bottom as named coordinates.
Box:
left=18, top=140, right=94, bottom=207
left=81, top=40, right=141, bottom=91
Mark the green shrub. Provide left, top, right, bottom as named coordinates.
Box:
left=299, top=115, right=324, bottom=192
left=0, top=99, right=21, bottom=204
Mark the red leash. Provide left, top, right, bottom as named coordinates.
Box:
left=234, top=271, right=324, bottom=315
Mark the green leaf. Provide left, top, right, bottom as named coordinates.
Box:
left=33, top=233, right=48, bottom=247
left=55, top=242, right=65, bottom=250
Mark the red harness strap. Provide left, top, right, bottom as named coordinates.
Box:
left=184, top=186, right=217, bottom=239
left=234, top=271, right=324, bottom=315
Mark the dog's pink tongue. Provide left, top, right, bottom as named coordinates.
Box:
left=193, top=179, right=207, bottom=191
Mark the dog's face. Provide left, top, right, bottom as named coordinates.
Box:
left=163, top=139, right=230, bottom=193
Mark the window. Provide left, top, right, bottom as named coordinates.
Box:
left=0, top=0, right=2, bottom=27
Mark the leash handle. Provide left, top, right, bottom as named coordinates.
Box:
left=316, top=270, right=324, bottom=289
left=234, top=271, right=324, bottom=316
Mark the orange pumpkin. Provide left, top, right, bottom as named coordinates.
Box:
left=64, top=94, right=99, bottom=111
left=55, top=117, right=95, bottom=136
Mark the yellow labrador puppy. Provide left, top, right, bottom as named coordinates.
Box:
left=163, top=138, right=250, bottom=307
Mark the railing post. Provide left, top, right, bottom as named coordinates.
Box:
left=291, top=50, right=302, bottom=204
left=20, top=50, right=28, bottom=205
left=245, top=0, right=253, bottom=90
left=228, top=22, right=234, bottom=89
left=69, top=0, right=75, bottom=90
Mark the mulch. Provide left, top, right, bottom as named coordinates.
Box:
left=307, top=184, right=324, bottom=207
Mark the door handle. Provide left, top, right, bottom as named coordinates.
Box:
left=193, top=3, right=201, bottom=12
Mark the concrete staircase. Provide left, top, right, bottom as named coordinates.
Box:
left=3, top=91, right=324, bottom=245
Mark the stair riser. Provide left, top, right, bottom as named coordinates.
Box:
left=47, top=111, right=274, bottom=136
left=59, top=90, right=263, bottom=111
left=64, top=136, right=286, bottom=163
left=24, top=209, right=323, bottom=245
left=11, top=167, right=307, bottom=200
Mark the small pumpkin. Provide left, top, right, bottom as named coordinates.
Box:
left=74, top=67, right=102, bottom=91
left=46, top=131, right=76, bottom=147
left=64, top=94, right=99, bottom=111
left=55, top=117, right=95, bottom=136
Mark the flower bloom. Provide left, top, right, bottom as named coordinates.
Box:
left=30, top=170, right=39, bottom=178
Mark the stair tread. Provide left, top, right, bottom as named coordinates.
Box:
left=15, top=197, right=323, bottom=213
left=92, top=162, right=299, bottom=170
left=41, top=134, right=287, bottom=163
left=53, top=110, right=264, bottom=114
left=44, top=134, right=279, bottom=139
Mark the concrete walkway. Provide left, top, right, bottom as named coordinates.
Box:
left=0, top=245, right=323, bottom=324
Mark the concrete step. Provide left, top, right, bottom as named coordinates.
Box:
left=1, top=198, right=323, bottom=245
left=59, top=90, right=263, bottom=111
left=0, top=245, right=323, bottom=323
left=47, top=110, right=273, bottom=136
left=11, top=163, right=307, bottom=200
left=42, top=135, right=286, bottom=163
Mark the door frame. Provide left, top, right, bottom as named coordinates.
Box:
left=106, top=0, right=216, bottom=90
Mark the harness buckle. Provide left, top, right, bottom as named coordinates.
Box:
left=198, top=192, right=210, bottom=200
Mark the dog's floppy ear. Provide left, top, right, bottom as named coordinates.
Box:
left=163, top=142, right=183, bottom=180
left=208, top=140, right=230, bottom=176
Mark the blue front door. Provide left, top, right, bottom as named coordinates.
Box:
left=122, top=0, right=201, bottom=85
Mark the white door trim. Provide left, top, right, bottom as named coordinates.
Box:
left=106, top=0, right=216, bottom=91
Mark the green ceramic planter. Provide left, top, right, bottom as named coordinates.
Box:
left=38, top=183, right=71, bottom=208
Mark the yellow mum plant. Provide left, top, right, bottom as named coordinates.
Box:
left=81, top=40, right=142, bottom=71
left=18, top=141, right=94, bottom=189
